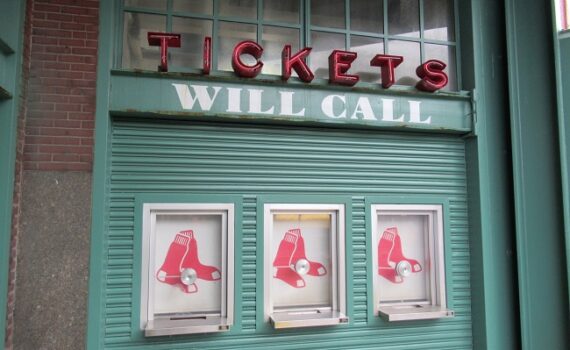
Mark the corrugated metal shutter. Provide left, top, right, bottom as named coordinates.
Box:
left=103, top=118, right=472, bottom=349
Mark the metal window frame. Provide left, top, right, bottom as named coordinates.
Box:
left=263, top=203, right=348, bottom=329
left=117, top=0, right=462, bottom=90
left=140, top=203, right=235, bottom=336
left=371, top=204, right=454, bottom=321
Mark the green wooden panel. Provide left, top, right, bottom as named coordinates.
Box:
left=109, top=73, right=472, bottom=133
left=93, top=118, right=473, bottom=348
left=555, top=32, right=570, bottom=311
left=505, top=0, right=570, bottom=348
left=0, top=0, right=25, bottom=344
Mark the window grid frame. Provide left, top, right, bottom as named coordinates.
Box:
left=119, top=0, right=461, bottom=90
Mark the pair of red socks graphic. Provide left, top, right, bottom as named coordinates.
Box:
left=273, top=228, right=327, bottom=288
left=378, top=227, right=422, bottom=283
left=156, top=230, right=221, bottom=293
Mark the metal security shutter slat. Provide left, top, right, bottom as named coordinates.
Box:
left=104, top=119, right=472, bottom=348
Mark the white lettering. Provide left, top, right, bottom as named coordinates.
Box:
left=172, top=84, right=221, bottom=111
left=381, top=98, right=405, bottom=122
left=279, top=91, right=305, bottom=116
left=408, top=100, right=431, bottom=124
left=322, top=94, right=347, bottom=119
left=226, top=87, right=242, bottom=113
left=350, top=97, right=376, bottom=120
left=248, top=89, right=275, bottom=114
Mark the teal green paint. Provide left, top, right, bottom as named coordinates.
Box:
left=109, top=73, right=472, bottom=133
left=554, top=11, right=570, bottom=307
left=557, top=33, right=570, bottom=310
left=364, top=196, right=454, bottom=326
left=0, top=0, right=25, bottom=345
left=461, top=0, right=519, bottom=349
left=130, top=194, right=243, bottom=342
left=94, top=119, right=472, bottom=348
left=86, top=0, right=115, bottom=349
left=505, top=0, right=569, bottom=348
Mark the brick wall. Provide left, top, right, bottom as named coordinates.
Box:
left=24, top=0, right=98, bottom=171
left=5, top=1, right=98, bottom=348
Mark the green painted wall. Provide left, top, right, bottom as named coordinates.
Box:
left=555, top=31, right=570, bottom=312
left=0, top=0, right=25, bottom=344
left=89, top=119, right=473, bottom=349
left=505, top=0, right=570, bottom=348
left=462, top=0, right=519, bottom=348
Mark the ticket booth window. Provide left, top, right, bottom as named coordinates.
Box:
left=371, top=204, right=454, bottom=321
left=140, top=203, right=234, bottom=336
left=264, top=204, right=348, bottom=329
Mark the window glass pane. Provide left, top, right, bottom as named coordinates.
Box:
left=271, top=214, right=333, bottom=308
left=376, top=216, right=430, bottom=302
left=388, top=0, right=419, bottom=37
left=122, top=13, right=167, bottom=70
left=350, top=0, right=383, bottom=33
left=424, top=0, right=455, bottom=41
left=218, top=22, right=257, bottom=71
left=263, top=0, right=300, bottom=23
left=387, top=40, right=420, bottom=86
left=171, top=18, right=213, bottom=69
left=220, top=0, right=257, bottom=19
left=424, top=44, right=457, bottom=91
left=310, top=31, right=345, bottom=79
left=262, top=26, right=300, bottom=75
left=124, top=0, right=166, bottom=10
left=154, top=214, right=223, bottom=315
left=311, top=0, right=346, bottom=29
left=350, top=36, right=384, bottom=83
left=173, top=0, right=213, bottom=15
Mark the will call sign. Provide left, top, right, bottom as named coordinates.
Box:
left=147, top=32, right=449, bottom=92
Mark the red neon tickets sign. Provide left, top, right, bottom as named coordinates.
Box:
left=148, top=33, right=449, bottom=92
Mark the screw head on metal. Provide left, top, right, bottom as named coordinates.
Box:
left=180, top=268, right=197, bottom=286
left=396, top=261, right=412, bottom=277
left=295, top=259, right=310, bottom=275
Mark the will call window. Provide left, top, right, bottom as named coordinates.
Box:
left=140, top=203, right=234, bottom=336
left=264, top=204, right=348, bottom=329
left=371, top=204, right=454, bottom=321
left=121, top=0, right=459, bottom=90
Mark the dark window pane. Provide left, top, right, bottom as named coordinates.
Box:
left=218, top=22, right=257, bottom=71
left=311, top=0, right=346, bottom=29
left=310, top=31, right=345, bottom=79
left=122, top=12, right=167, bottom=70
left=172, top=0, right=213, bottom=15
left=387, top=40, right=420, bottom=86
left=424, top=0, right=455, bottom=41
left=220, top=0, right=257, bottom=19
left=350, top=0, right=383, bottom=33
left=124, top=0, right=166, bottom=10
left=388, top=0, right=419, bottom=37
left=350, top=36, right=384, bottom=83
left=263, top=0, right=300, bottom=23
left=170, top=18, right=213, bottom=69
left=424, top=44, right=457, bottom=91
left=262, top=26, right=300, bottom=75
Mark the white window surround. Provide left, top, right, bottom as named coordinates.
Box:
left=141, top=203, right=234, bottom=336
left=263, top=204, right=348, bottom=329
left=371, top=204, right=454, bottom=321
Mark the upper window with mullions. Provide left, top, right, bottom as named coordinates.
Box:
left=121, top=0, right=459, bottom=91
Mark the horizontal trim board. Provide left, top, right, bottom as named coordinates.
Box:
left=109, top=73, right=472, bottom=134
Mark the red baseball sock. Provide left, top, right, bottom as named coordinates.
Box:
left=388, top=228, right=422, bottom=272
left=180, top=230, right=221, bottom=281
left=291, top=229, right=327, bottom=276
left=377, top=228, right=403, bottom=283
left=156, top=231, right=198, bottom=293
